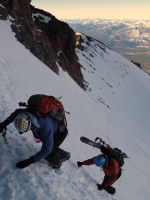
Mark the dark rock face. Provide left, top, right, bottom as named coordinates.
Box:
left=0, top=0, right=85, bottom=89
left=0, top=0, right=9, bottom=19
left=0, top=0, right=31, bottom=19
left=31, top=7, right=84, bottom=88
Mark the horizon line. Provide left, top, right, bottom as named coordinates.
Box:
left=60, top=17, right=150, bottom=21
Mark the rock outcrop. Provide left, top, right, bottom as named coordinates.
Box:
left=0, top=0, right=85, bottom=89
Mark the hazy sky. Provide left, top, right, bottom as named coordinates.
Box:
left=31, top=0, right=150, bottom=20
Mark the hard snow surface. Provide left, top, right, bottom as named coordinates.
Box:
left=0, top=20, right=150, bottom=200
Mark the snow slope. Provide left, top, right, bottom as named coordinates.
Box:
left=0, top=19, right=150, bottom=200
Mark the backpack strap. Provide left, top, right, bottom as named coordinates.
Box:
left=108, top=156, right=112, bottom=169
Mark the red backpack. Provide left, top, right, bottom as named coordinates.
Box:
left=19, top=94, right=67, bottom=124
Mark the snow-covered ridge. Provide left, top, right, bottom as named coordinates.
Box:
left=0, top=20, right=150, bottom=200
left=76, top=33, right=132, bottom=109
left=65, top=18, right=150, bottom=68
left=144, top=70, right=150, bottom=75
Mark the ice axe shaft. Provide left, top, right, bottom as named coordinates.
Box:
left=2, top=129, right=8, bottom=144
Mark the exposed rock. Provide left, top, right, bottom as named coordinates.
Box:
left=0, top=0, right=9, bottom=19
left=0, top=0, right=85, bottom=89
left=0, top=0, right=31, bottom=19
left=31, top=6, right=85, bottom=88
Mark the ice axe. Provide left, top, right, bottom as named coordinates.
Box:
left=1, top=128, right=8, bottom=144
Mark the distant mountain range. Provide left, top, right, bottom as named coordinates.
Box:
left=64, top=18, right=150, bottom=70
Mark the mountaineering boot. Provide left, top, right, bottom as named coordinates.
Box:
left=104, top=186, right=116, bottom=194
left=57, top=148, right=70, bottom=163
left=45, top=148, right=70, bottom=169
left=45, top=151, right=62, bottom=169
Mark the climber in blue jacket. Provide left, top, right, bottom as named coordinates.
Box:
left=0, top=109, right=70, bottom=169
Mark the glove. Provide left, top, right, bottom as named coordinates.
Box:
left=97, top=184, right=104, bottom=190
left=0, top=120, right=9, bottom=133
left=16, top=157, right=34, bottom=169
left=0, top=122, right=7, bottom=133
left=77, top=161, right=83, bottom=168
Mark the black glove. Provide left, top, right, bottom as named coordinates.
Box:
left=77, top=161, right=83, bottom=168
left=97, top=184, right=104, bottom=190
left=0, top=122, right=7, bottom=133
left=0, top=120, right=9, bottom=133
left=16, top=157, right=34, bottom=169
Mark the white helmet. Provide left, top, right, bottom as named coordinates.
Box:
left=14, top=113, right=31, bottom=133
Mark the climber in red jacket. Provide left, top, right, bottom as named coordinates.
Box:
left=77, top=146, right=122, bottom=194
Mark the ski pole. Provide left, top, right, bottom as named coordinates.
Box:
left=2, top=128, right=8, bottom=144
